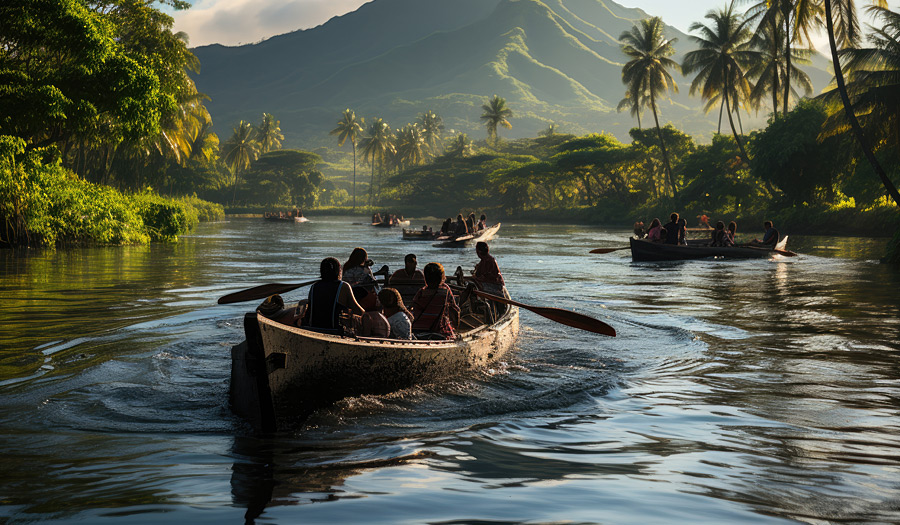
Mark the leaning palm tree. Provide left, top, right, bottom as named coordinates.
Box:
left=222, top=120, right=259, bottom=203
left=682, top=6, right=757, bottom=162
left=617, top=82, right=648, bottom=129
left=359, top=118, right=395, bottom=206
left=480, top=95, right=513, bottom=146
left=821, top=0, right=900, bottom=206
left=418, top=111, right=444, bottom=157
left=620, top=17, right=681, bottom=196
left=255, top=113, right=284, bottom=155
left=330, top=109, right=365, bottom=210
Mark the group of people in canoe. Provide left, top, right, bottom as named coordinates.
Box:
left=372, top=212, right=405, bottom=226
left=264, top=209, right=304, bottom=219
left=439, top=212, right=488, bottom=238
left=257, top=241, right=505, bottom=341
left=634, top=212, right=780, bottom=248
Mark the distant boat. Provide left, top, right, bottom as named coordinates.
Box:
left=371, top=219, right=410, bottom=228
left=433, top=223, right=501, bottom=248
left=264, top=215, right=307, bottom=223
left=629, top=236, right=792, bottom=261
left=402, top=228, right=439, bottom=240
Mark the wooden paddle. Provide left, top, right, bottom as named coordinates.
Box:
left=472, top=290, right=616, bottom=337
left=589, top=246, right=630, bottom=254
left=217, top=280, right=318, bottom=304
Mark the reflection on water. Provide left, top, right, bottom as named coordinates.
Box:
left=1, top=218, right=899, bottom=523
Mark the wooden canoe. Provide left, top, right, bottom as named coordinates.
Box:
left=433, top=223, right=501, bottom=248
left=230, top=298, right=519, bottom=431
left=629, top=237, right=790, bottom=261
left=264, top=215, right=307, bottom=223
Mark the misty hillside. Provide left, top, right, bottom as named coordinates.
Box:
left=191, top=0, right=834, bottom=147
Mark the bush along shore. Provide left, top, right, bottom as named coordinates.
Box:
left=1, top=137, right=223, bottom=248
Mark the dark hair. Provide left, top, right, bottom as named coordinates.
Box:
left=423, top=262, right=445, bottom=287
left=480, top=214, right=486, bottom=221
left=715, top=221, right=725, bottom=230
left=378, top=288, right=411, bottom=318
left=475, top=241, right=489, bottom=253
left=670, top=212, right=679, bottom=223
left=677, top=218, right=686, bottom=226
left=343, top=247, right=368, bottom=272
left=457, top=214, right=464, bottom=220
left=764, top=220, right=773, bottom=228
left=728, top=221, right=737, bottom=232
left=405, top=253, right=417, bottom=264
left=649, top=218, right=661, bottom=228
left=320, top=257, right=342, bottom=280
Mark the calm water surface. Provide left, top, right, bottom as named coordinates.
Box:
left=1, top=217, right=899, bottom=524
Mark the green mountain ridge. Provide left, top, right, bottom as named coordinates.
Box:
left=190, top=0, right=834, bottom=147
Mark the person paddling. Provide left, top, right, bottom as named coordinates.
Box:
left=302, top=257, right=365, bottom=333
left=749, top=220, right=780, bottom=247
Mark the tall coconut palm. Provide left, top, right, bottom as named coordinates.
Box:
left=480, top=95, right=513, bottom=146
left=222, top=120, right=258, bottom=203
left=822, top=0, right=900, bottom=206
left=330, top=109, right=364, bottom=210
left=620, top=17, right=681, bottom=196
left=418, top=111, right=444, bottom=157
left=359, top=118, right=395, bottom=206
left=744, top=0, right=822, bottom=115
left=255, top=113, right=283, bottom=155
left=682, top=6, right=757, bottom=162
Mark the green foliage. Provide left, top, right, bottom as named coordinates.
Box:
left=680, top=134, right=766, bottom=215
left=749, top=100, right=847, bottom=204
left=241, top=149, right=324, bottom=207
left=0, top=135, right=219, bottom=247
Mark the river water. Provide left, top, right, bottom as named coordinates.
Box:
left=1, top=217, right=898, bottom=524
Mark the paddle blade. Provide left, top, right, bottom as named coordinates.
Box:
left=589, top=247, right=628, bottom=254
left=217, top=280, right=317, bottom=305
left=472, top=290, right=616, bottom=337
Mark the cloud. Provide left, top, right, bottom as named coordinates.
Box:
left=173, top=0, right=370, bottom=47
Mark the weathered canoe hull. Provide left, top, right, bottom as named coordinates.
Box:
left=433, top=223, right=501, bottom=248
left=630, top=237, right=784, bottom=261
left=230, top=304, right=519, bottom=430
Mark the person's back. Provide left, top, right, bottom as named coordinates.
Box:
left=454, top=215, right=469, bottom=236
left=761, top=221, right=779, bottom=246
left=663, top=213, right=680, bottom=245
left=389, top=254, right=426, bottom=305
left=410, top=262, right=459, bottom=339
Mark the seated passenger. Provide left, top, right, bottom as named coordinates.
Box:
left=303, top=257, right=365, bottom=333
left=664, top=212, right=680, bottom=245
left=677, top=218, right=688, bottom=245
left=477, top=214, right=487, bottom=231
left=711, top=221, right=728, bottom=246
left=389, top=253, right=426, bottom=306
left=343, top=247, right=380, bottom=310
left=725, top=221, right=737, bottom=246
left=378, top=288, right=414, bottom=340
left=749, top=221, right=780, bottom=247
left=440, top=218, right=453, bottom=236
left=360, top=310, right=390, bottom=338
left=633, top=221, right=646, bottom=239
left=472, top=241, right=505, bottom=297
left=410, top=262, right=460, bottom=339
left=646, top=218, right=663, bottom=242
left=454, top=214, right=469, bottom=236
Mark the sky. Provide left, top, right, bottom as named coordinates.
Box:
left=171, top=0, right=900, bottom=48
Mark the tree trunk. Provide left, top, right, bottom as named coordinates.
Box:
left=718, top=98, right=724, bottom=134
left=725, top=78, right=750, bottom=164
left=783, top=6, right=792, bottom=115
left=650, top=94, right=676, bottom=197
left=771, top=18, right=780, bottom=118
left=370, top=157, right=376, bottom=206
left=824, top=0, right=900, bottom=207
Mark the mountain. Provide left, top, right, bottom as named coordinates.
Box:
left=190, top=0, right=834, bottom=147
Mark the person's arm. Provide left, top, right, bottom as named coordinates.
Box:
left=338, top=282, right=365, bottom=315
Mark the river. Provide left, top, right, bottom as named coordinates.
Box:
left=1, top=217, right=898, bottom=524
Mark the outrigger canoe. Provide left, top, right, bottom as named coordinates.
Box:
left=230, top=295, right=519, bottom=431
left=629, top=236, right=791, bottom=262
left=433, top=223, right=501, bottom=248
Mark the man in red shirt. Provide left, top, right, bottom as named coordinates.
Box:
left=473, top=242, right=505, bottom=295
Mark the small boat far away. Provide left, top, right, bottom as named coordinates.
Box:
left=628, top=235, right=792, bottom=261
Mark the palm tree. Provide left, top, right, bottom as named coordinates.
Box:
left=255, top=113, right=283, bottom=155
left=822, top=1, right=900, bottom=206
left=222, top=120, right=259, bottom=203
left=620, top=17, right=681, bottom=196
left=329, top=109, right=364, bottom=210
left=617, top=82, right=648, bottom=129
left=359, top=118, right=395, bottom=206
left=418, top=111, right=444, bottom=157
left=395, top=124, right=429, bottom=169
left=480, top=95, right=513, bottom=145
left=682, top=6, right=757, bottom=162
left=444, top=133, right=475, bottom=159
